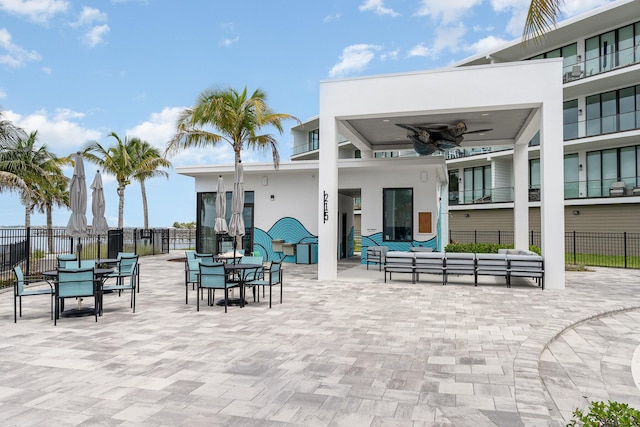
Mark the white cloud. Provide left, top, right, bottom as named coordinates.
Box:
left=82, top=24, right=109, bottom=48
left=0, top=0, right=69, bottom=23
left=72, top=6, right=107, bottom=27
left=220, top=36, right=239, bottom=47
left=0, top=87, right=6, bottom=98
left=41, top=66, right=51, bottom=74
left=465, top=35, right=510, bottom=54
left=323, top=13, right=341, bottom=23
left=415, top=0, right=482, bottom=25
left=359, top=0, right=399, bottom=17
left=328, top=43, right=381, bottom=78
left=9, top=108, right=101, bottom=154
left=0, top=27, right=41, bottom=68
left=380, top=48, right=399, bottom=61
left=407, top=43, right=432, bottom=58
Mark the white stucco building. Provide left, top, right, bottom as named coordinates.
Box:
left=178, top=58, right=566, bottom=288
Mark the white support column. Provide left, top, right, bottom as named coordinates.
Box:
left=513, top=142, right=529, bottom=250
left=317, top=115, right=339, bottom=281
left=540, top=103, right=565, bottom=290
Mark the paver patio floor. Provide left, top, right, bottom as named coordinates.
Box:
left=1, top=251, right=639, bottom=426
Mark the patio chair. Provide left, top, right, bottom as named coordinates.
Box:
left=101, top=255, right=138, bottom=314
left=198, top=261, right=240, bottom=313
left=247, top=261, right=282, bottom=308
left=13, top=266, right=54, bottom=323
left=55, top=267, right=99, bottom=325
left=57, top=254, right=77, bottom=269
left=609, top=181, right=626, bottom=197
left=238, top=255, right=264, bottom=302
left=184, top=257, right=201, bottom=304
left=116, top=252, right=140, bottom=292
left=366, top=246, right=388, bottom=271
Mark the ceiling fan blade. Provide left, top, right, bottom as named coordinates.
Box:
left=463, top=128, right=493, bottom=134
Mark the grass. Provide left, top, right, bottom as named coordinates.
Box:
left=565, top=253, right=640, bottom=269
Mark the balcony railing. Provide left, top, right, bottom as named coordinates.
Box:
left=562, top=44, right=640, bottom=84
left=450, top=178, right=640, bottom=205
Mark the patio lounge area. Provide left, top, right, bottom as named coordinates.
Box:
left=1, top=251, right=640, bottom=425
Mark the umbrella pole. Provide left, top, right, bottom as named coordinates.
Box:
left=97, top=235, right=101, bottom=260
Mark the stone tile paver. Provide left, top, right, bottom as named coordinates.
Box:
left=0, top=252, right=639, bottom=426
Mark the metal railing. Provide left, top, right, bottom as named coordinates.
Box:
left=0, top=227, right=172, bottom=288
left=449, top=230, right=640, bottom=269
left=561, top=44, right=640, bottom=84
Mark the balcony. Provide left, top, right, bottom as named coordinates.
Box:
left=562, top=45, right=640, bottom=84
left=449, top=178, right=640, bottom=206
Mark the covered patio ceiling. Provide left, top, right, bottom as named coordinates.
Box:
left=339, top=107, right=535, bottom=153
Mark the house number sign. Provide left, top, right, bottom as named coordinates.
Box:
left=323, top=191, right=329, bottom=223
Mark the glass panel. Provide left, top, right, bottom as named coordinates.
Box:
left=636, top=85, right=640, bottom=130
left=636, top=23, right=640, bottom=63
left=619, top=87, right=635, bottom=131
left=620, top=147, right=636, bottom=190
left=199, top=193, right=217, bottom=254
left=602, top=148, right=618, bottom=195
left=601, top=91, right=617, bottom=133
left=586, top=95, right=601, bottom=136
left=586, top=151, right=601, bottom=197
left=545, top=49, right=561, bottom=58
left=529, top=159, right=540, bottom=189
left=637, top=146, right=640, bottom=187
left=484, top=166, right=491, bottom=200
left=383, top=188, right=413, bottom=242
left=562, top=43, right=577, bottom=66
left=563, top=99, right=579, bottom=140
left=473, top=167, right=483, bottom=201
left=585, top=36, right=600, bottom=76
left=618, top=25, right=634, bottom=67
left=448, top=170, right=459, bottom=205
left=564, top=154, right=579, bottom=198
left=600, top=31, right=616, bottom=72
left=464, top=168, right=473, bottom=203
left=528, top=131, right=540, bottom=147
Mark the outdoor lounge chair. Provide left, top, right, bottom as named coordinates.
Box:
left=475, top=253, right=508, bottom=286
left=443, top=252, right=476, bottom=285
left=414, top=252, right=445, bottom=284
left=13, top=266, right=54, bottom=323
left=609, top=181, right=626, bottom=196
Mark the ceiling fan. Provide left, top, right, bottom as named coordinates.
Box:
left=395, top=121, right=493, bottom=156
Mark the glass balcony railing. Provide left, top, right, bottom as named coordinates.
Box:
left=293, top=140, right=319, bottom=155
left=449, top=178, right=640, bottom=205
left=445, top=146, right=512, bottom=160
left=562, top=44, right=640, bottom=83
left=563, top=112, right=640, bottom=141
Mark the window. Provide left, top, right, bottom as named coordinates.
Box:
left=383, top=188, right=413, bottom=242
left=196, top=191, right=254, bottom=254
left=563, top=100, right=579, bottom=140
left=448, top=170, right=459, bottom=205
left=463, top=165, right=491, bottom=203
left=530, top=43, right=578, bottom=76
left=585, top=85, right=640, bottom=137
left=308, top=129, right=319, bottom=151
left=529, top=159, right=540, bottom=190
left=585, top=21, right=640, bottom=75
left=564, top=154, right=579, bottom=199
left=586, top=146, right=640, bottom=196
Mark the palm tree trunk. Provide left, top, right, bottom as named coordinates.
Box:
left=117, top=185, right=125, bottom=229
left=46, top=203, right=54, bottom=253
left=141, top=180, right=149, bottom=229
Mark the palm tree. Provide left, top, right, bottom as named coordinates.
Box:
left=83, top=132, right=137, bottom=229
left=165, top=86, right=300, bottom=168
left=130, top=139, right=171, bottom=229
left=32, top=170, right=69, bottom=252
left=523, top=0, right=564, bottom=42
left=0, top=107, right=28, bottom=194
left=0, top=131, right=63, bottom=228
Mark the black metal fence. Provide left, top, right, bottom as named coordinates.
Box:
left=0, top=227, right=174, bottom=287
left=449, top=230, right=640, bottom=269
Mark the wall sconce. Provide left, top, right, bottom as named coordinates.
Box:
left=262, top=176, right=268, bottom=186
left=572, top=210, right=580, bottom=215
left=579, top=164, right=583, bottom=171
left=578, top=109, right=583, bottom=115
left=464, top=213, right=470, bottom=218
left=270, top=194, right=275, bottom=201
left=577, top=55, right=582, bottom=62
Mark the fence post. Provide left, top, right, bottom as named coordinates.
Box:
left=134, top=228, right=137, bottom=255
left=498, top=230, right=501, bottom=245
left=26, top=227, right=31, bottom=276
left=624, top=232, right=627, bottom=269
left=474, top=230, right=477, bottom=243
left=573, top=231, right=576, bottom=265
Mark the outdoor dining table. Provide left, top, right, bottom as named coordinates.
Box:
left=43, top=267, right=114, bottom=318
left=216, top=263, right=262, bottom=307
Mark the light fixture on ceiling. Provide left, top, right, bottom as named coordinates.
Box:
left=481, top=113, right=490, bottom=116
left=383, top=119, right=390, bottom=122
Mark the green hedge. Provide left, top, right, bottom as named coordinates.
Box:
left=445, top=242, right=542, bottom=255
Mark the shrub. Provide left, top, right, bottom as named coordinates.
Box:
left=567, top=400, right=640, bottom=427
left=32, top=249, right=46, bottom=259
left=444, top=243, right=542, bottom=255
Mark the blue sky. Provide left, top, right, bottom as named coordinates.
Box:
left=0, top=0, right=612, bottom=228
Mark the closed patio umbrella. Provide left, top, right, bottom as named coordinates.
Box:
left=228, top=161, right=245, bottom=262
left=214, top=175, right=228, bottom=254
left=90, top=170, right=109, bottom=259
left=66, top=152, right=88, bottom=267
